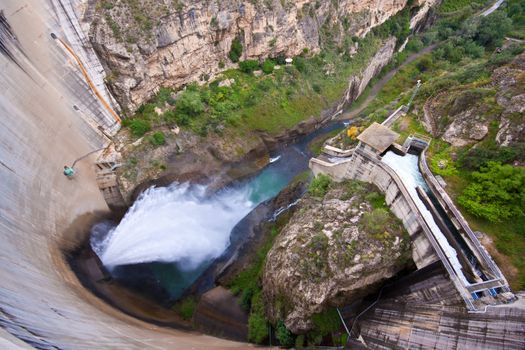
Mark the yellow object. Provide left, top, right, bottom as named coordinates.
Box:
left=347, top=126, right=359, bottom=139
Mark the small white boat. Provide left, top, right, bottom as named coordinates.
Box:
left=269, top=155, right=282, bottom=163
left=343, top=121, right=351, bottom=127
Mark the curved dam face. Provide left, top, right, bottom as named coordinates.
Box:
left=0, top=1, right=247, bottom=349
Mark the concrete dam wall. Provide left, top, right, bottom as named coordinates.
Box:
left=0, top=1, right=247, bottom=348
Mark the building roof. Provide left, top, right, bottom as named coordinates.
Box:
left=357, top=122, right=399, bottom=153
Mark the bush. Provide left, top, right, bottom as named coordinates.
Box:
left=475, top=11, right=512, bottom=47
left=149, top=131, right=166, bottom=146
left=308, top=174, right=332, bottom=197
left=458, top=162, right=525, bottom=223
left=360, top=208, right=390, bottom=235
left=406, top=37, right=424, bottom=52
left=276, top=320, right=295, bottom=348
left=229, top=37, right=243, bottom=62
left=127, top=119, right=151, bottom=137
left=416, top=56, right=432, bottom=72
left=261, top=58, right=275, bottom=74
left=239, top=59, right=260, bottom=74
left=293, top=56, right=307, bottom=73
left=176, top=90, right=205, bottom=117
left=459, top=143, right=525, bottom=170
left=248, top=312, right=267, bottom=344
left=464, top=40, right=485, bottom=58
left=174, top=298, right=197, bottom=320
left=311, top=308, right=340, bottom=336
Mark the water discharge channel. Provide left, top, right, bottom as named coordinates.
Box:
left=381, top=151, right=487, bottom=287
left=90, top=121, right=345, bottom=300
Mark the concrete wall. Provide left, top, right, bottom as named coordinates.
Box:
left=0, top=1, right=248, bottom=348
left=358, top=262, right=525, bottom=349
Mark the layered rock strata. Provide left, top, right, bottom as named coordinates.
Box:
left=86, top=0, right=438, bottom=110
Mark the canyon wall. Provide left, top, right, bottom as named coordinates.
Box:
left=86, top=0, right=438, bottom=111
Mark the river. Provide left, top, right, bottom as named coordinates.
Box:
left=90, top=121, right=345, bottom=300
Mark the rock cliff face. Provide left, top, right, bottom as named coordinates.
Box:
left=112, top=37, right=398, bottom=200
left=423, top=52, right=525, bottom=148
left=87, top=0, right=437, bottom=111
left=262, top=181, right=412, bottom=333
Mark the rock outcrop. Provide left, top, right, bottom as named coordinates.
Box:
left=262, top=181, right=412, bottom=333
left=423, top=52, right=525, bottom=148
left=86, top=0, right=437, bottom=111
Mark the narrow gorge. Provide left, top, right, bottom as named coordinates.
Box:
left=0, top=0, right=524, bottom=349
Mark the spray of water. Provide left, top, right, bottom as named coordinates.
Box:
left=92, top=183, right=255, bottom=269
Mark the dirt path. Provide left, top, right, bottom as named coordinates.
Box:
left=338, top=43, right=438, bottom=121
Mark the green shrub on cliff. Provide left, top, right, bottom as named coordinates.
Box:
left=239, top=60, right=260, bottom=74
left=176, top=89, right=204, bottom=116
left=248, top=291, right=268, bottom=344
left=308, top=174, right=332, bottom=197
left=229, top=37, right=243, bottom=62
left=148, top=131, right=166, bottom=146
left=125, top=118, right=151, bottom=137
left=173, top=297, right=197, bottom=321
left=276, top=320, right=295, bottom=347
left=261, top=59, right=276, bottom=74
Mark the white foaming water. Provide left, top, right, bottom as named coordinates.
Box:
left=93, top=183, right=255, bottom=269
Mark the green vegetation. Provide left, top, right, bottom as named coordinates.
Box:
left=506, top=0, right=525, bottom=39
left=275, top=320, right=295, bottom=347
left=308, top=174, right=332, bottom=197
left=123, top=118, right=151, bottom=137
left=261, top=59, right=276, bottom=74
left=229, top=36, right=243, bottom=62
left=310, top=308, right=341, bottom=344
left=228, top=224, right=280, bottom=344
left=148, top=131, right=166, bottom=146
left=173, top=297, right=197, bottom=321
left=457, top=162, right=525, bottom=223
left=439, top=0, right=487, bottom=14
left=248, top=292, right=268, bottom=343
left=239, top=59, right=260, bottom=74
left=358, top=1, right=525, bottom=290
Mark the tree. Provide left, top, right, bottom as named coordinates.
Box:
left=239, top=59, right=260, bottom=74
left=475, top=11, right=512, bottom=47
left=458, top=162, right=525, bottom=222
left=309, top=174, right=332, bottom=197
left=275, top=320, right=295, bottom=347
left=261, top=59, right=275, bottom=74
left=248, top=312, right=268, bottom=344
left=229, top=37, right=243, bottom=62
left=176, top=90, right=204, bottom=117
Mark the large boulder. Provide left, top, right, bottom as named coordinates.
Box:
left=262, top=181, right=412, bottom=333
